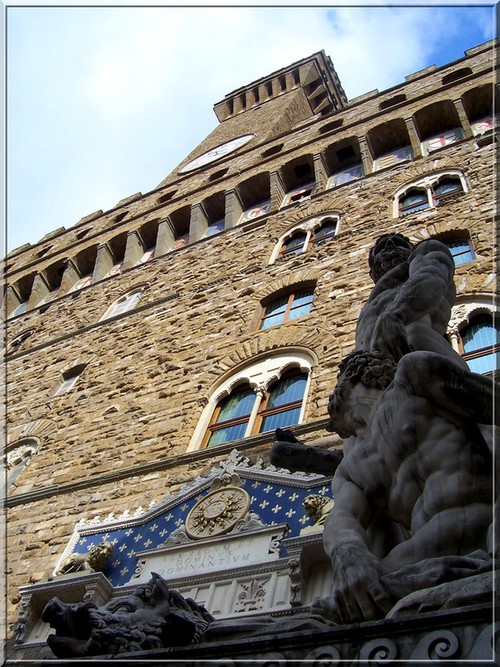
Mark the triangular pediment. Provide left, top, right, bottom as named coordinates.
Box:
left=55, top=450, right=332, bottom=587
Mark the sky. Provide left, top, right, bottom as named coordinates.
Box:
left=5, top=2, right=496, bottom=256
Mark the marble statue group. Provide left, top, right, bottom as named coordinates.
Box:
left=276, top=232, right=497, bottom=621
left=41, top=233, right=498, bottom=656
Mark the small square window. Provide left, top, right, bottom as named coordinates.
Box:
left=54, top=365, right=86, bottom=396
left=258, top=289, right=314, bottom=331
left=446, top=240, right=474, bottom=266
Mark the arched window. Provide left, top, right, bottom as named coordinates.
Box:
left=258, top=287, right=314, bottom=330
left=188, top=351, right=314, bottom=452
left=399, top=188, right=429, bottom=215
left=432, top=177, right=464, bottom=205
left=395, top=171, right=467, bottom=217
left=281, top=232, right=308, bottom=256
left=255, top=371, right=308, bottom=433
left=101, top=288, right=144, bottom=321
left=203, top=385, right=255, bottom=447
left=311, top=218, right=338, bottom=246
left=270, top=214, right=340, bottom=264
left=8, top=330, right=33, bottom=354
left=203, top=371, right=308, bottom=448
left=459, top=315, right=499, bottom=376
left=6, top=438, right=39, bottom=490
left=188, top=348, right=314, bottom=451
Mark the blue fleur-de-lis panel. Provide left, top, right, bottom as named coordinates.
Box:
left=72, top=465, right=332, bottom=588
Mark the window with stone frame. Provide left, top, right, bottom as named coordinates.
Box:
left=432, top=176, right=464, bottom=205
left=8, top=330, right=34, bottom=354
left=311, top=219, right=338, bottom=246
left=399, top=188, right=429, bottom=215
left=271, top=214, right=340, bottom=263
left=53, top=364, right=87, bottom=396
left=100, top=288, right=144, bottom=321
left=188, top=351, right=314, bottom=453
left=459, top=314, right=499, bottom=377
left=6, top=438, right=39, bottom=490
left=257, top=288, right=314, bottom=331
left=202, top=385, right=255, bottom=447
left=280, top=231, right=308, bottom=257
left=395, top=172, right=466, bottom=217
left=444, top=238, right=475, bottom=266
left=202, top=370, right=309, bottom=449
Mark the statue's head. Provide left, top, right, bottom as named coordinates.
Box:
left=327, top=350, right=397, bottom=436
left=368, top=233, right=414, bottom=283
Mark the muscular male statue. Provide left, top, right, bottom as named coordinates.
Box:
left=312, top=349, right=496, bottom=623
left=357, top=232, right=466, bottom=363
left=270, top=232, right=469, bottom=474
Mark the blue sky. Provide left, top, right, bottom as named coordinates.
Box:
left=5, top=3, right=496, bottom=256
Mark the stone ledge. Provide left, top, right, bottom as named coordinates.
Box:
left=6, top=418, right=331, bottom=507
left=14, top=603, right=495, bottom=665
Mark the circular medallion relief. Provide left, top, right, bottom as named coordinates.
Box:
left=185, top=486, right=250, bottom=539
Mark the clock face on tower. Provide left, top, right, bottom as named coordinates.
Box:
left=179, top=134, right=255, bottom=173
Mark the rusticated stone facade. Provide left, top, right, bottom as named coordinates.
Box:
left=4, top=43, right=497, bottom=660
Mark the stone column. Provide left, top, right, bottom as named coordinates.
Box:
left=27, top=273, right=52, bottom=309
left=156, top=218, right=176, bottom=256
left=358, top=136, right=373, bottom=176
left=59, top=259, right=81, bottom=294
left=225, top=189, right=244, bottom=229
left=270, top=171, right=286, bottom=211
left=245, top=385, right=266, bottom=437
left=4, top=285, right=26, bottom=317
left=404, top=117, right=422, bottom=159
left=313, top=153, right=328, bottom=192
left=93, top=243, right=115, bottom=282
left=453, top=98, right=474, bottom=138
left=122, top=230, right=144, bottom=271
left=189, top=204, right=209, bottom=243
left=449, top=331, right=461, bottom=354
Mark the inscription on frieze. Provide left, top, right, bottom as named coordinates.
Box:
left=132, top=526, right=287, bottom=583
